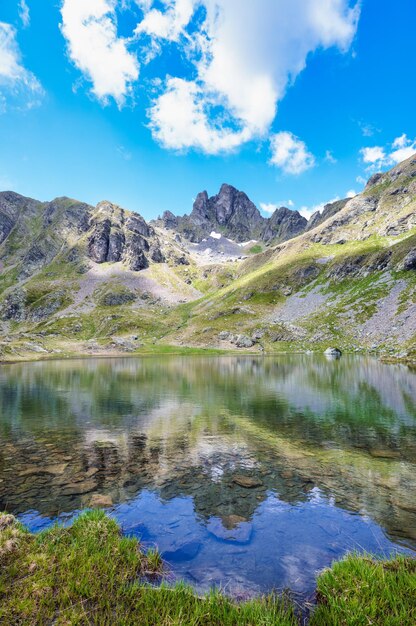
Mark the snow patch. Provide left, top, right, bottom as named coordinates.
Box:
left=210, top=231, right=222, bottom=239
left=238, top=240, right=258, bottom=248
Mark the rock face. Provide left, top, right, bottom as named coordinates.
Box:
left=398, top=250, right=416, bottom=271
left=0, top=193, right=166, bottom=281
left=306, top=199, right=349, bottom=231
left=159, top=183, right=307, bottom=244
left=87, top=201, right=164, bottom=271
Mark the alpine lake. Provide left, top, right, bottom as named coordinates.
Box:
left=0, top=354, right=415, bottom=600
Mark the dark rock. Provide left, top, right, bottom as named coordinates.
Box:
left=165, top=184, right=308, bottom=244
left=126, top=214, right=152, bottom=238
left=100, top=291, right=136, bottom=306
left=235, top=335, right=254, bottom=348
left=365, top=172, right=384, bottom=189
left=1, top=289, right=26, bottom=321
left=262, top=206, right=307, bottom=243
left=306, top=199, right=349, bottom=231
left=161, top=210, right=178, bottom=230
left=107, top=230, right=125, bottom=262
left=150, top=245, right=165, bottom=263
left=232, top=475, right=263, bottom=488
left=88, top=219, right=111, bottom=263
left=398, top=250, right=416, bottom=271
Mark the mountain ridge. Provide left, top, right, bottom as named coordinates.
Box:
left=156, top=183, right=309, bottom=244
left=0, top=153, right=415, bottom=363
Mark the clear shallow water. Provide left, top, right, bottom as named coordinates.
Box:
left=0, top=355, right=415, bottom=598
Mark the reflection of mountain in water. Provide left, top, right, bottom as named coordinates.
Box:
left=0, top=356, right=415, bottom=548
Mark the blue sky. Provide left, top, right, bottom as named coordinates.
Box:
left=0, top=0, right=415, bottom=221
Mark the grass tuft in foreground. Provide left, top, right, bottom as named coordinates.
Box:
left=0, top=511, right=295, bottom=625
left=311, top=553, right=416, bottom=625
left=0, top=511, right=415, bottom=625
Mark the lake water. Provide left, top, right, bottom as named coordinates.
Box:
left=0, top=355, right=415, bottom=598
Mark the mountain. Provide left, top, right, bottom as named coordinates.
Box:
left=157, top=183, right=307, bottom=244
left=0, top=154, right=415, bottom=363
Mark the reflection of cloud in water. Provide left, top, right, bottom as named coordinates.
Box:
left=0, top=353, right=415, bottom=596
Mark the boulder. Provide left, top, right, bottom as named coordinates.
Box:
left=89, top=493, right=114, bottom=508
left=398, top=250, right=416, bottom=271
left=324, top=347, right=342, bottom=359
left=235, top=335, right=254, bottom=348
left=232, top=475, right=263, bottom=489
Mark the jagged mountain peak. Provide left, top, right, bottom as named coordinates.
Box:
left=159, top=183, right=307, bottom=245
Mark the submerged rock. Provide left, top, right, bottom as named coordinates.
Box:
left=89, top=493, right=114, bottom=508
left=232, top=475, right=263, bottom=489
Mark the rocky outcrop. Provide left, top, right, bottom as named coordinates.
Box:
left=0, top=192, right=168, bottom=285
left=398, top=249, right=416, bottom=271
left=160, top=184, right=307, bottom=244
left=86, top=201, right=164, bottom=271
left=262, top=207, right=307, bottom=243
left=306, top=199, right=349, bottom=231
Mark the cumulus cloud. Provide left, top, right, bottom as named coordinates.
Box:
left=149, top=77, right=251, bottom=153
left=299, top=196, right=340, bottom=220
left=144, top=0, right=359, bottom=153
left=269, top=131, right=315, bottom=175
left=0, top=21, right=43, bottom=112
left=260, top=200, right=294, bottom=214
left=135, top=0, right=195, bottom=42
left=60, top=0, right=139, bottom=106
left=58, top=0, right=359, bottom=152
left=18, top=1, right=30, bottom=28
left=360, top=134, right=416, bottom=171
left=300, top=188, right=355, bottom=220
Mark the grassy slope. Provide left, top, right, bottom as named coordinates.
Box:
left=0, top=157, right=415, bottom=360
left=0, top=512, right=414, bottom=625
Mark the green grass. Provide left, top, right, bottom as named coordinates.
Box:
left=0, top=512, right=415, bottom=625
left=0, top=511, right=295, bottom=626
left=312, top=554, right=416, bottom=625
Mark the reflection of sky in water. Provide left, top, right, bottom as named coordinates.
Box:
left=1, top=355, right=415, bottom=597
left=19, top=488, right=410, bottom=599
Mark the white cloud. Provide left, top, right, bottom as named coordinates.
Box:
left=18, top=1, right=30, bottom=28
left=356, top=175, right=366, bottom=186
left=361, top=146, right=386, bottom=164
left=392, top=134, right=407, bottom=149
left=360, top=134, right=416, bottom=171
left=145, top=0, right=359, bottom=153
left=149, top=77, right=251, bottom=153
left=269, top=131, right=315, bottom=175
left=0, top=21, right=43, bottom=112
left=260, top=200, right=294, bottom=214
left=60, top=0, right=140, bottom=106
left=299, top=196, right=339, bottom=220
left=325, top=150, right=337, bottom=163
left=135, top=0, right=195, bottom=42
left=300, top=188, right=354, bottom=220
